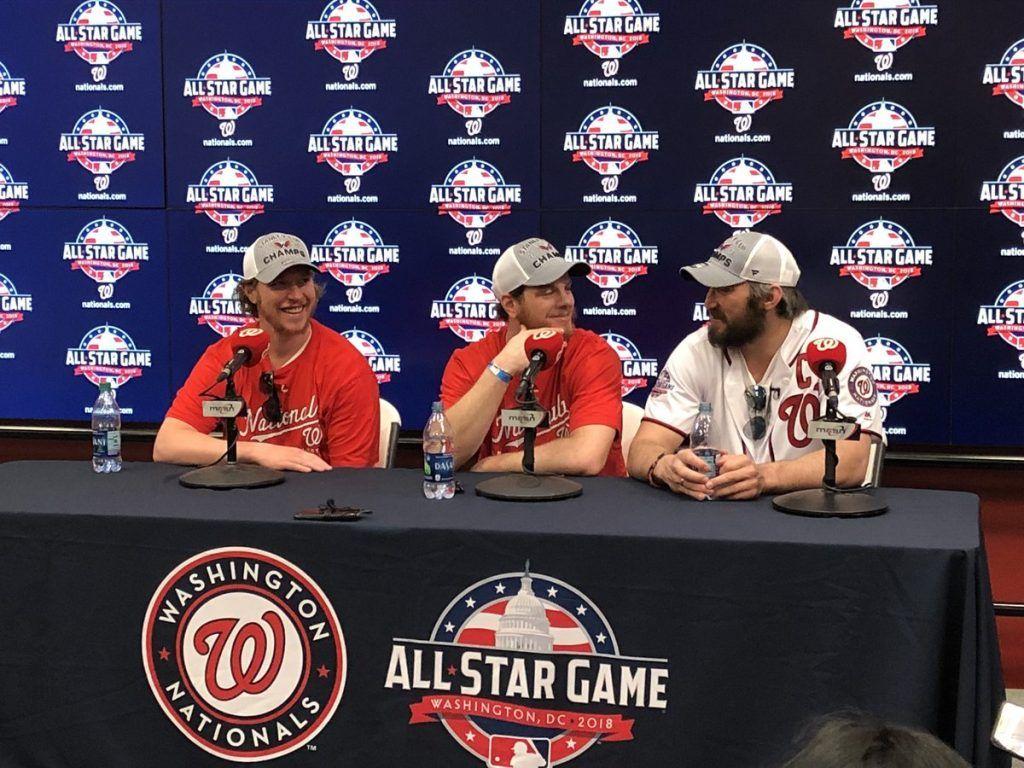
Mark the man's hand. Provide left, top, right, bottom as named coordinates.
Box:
left=493, top=327, right=565, bottom=377
left=706, top=452, right=766, bottom=500
left=241, top=442, right=332, bottom=472
left=652, top=449, right=717, bottom=501
left=471, top=453, right=509, bottom=473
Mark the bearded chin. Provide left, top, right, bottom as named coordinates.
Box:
left=708, top=302, right=767, bottom=349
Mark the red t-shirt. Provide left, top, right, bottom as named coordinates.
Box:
left=441, top=328, right=625, bottom=476
left=166, top=320, right=380, bottom=467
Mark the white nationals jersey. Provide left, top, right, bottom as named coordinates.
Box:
left=644, top=310, right=884, bottom=463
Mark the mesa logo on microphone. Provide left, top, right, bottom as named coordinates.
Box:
left=142, top=548, right=346, bottom=761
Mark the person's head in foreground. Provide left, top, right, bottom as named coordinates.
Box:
left=780, top=713, right=970, bottom=768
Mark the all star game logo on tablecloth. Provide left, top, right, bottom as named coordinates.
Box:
left=384, top=564, right=668, bottom=768
left=184, top=52, right=271, bottom=145
left=142, top=548, right=346, bottom=762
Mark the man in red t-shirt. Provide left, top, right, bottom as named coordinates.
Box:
left=154, top=232, right=379, bottom=471
left=441, top=238, right=625, bottom=476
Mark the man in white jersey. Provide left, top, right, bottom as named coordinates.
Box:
left=626, top=231, right=884, bottom=500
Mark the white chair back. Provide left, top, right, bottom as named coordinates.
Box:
left=862, top=433, right=886, bottom=488
left=621, top=401, right=645, bottom=463
left=378, top=398, right=401, bottom=469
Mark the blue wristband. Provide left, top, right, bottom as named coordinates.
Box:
left=487, top=361, right=512, bottom=383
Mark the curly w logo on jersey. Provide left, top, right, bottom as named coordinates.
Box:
left=563, top=0, right=660, bottom=77
left=66, top=324, right=151, bottom=388
left=831, top=219, right=932, bottom=292
left=0, top=163, right=28, bottom=221
left=186, top=160, right=274, bottom=244
left=695, top=43, right=794, bottom=126
left=307, top=0, right=396, bottom=75
left=308, top=108, right=396, bottom=193
left=63, top=218, right=149, bottom=298
left=384, top=564, right=667, bottom=768
left=694, top=157, right=793, bottom=228
left=56, top=0, right=142, bottom=80
left=602, top=332, right=658, bottom=396
left=184, top=53, right=271, bottom=136
left=430, top=160, right=521, bottom=245
left=189, top=273, right=246, bottom=337
left=0, top=273, right=32, bottom=334
left=60, top=109, right=145, bottom=190
left=833, top=100, right=934, bottom=176
left=429, top=49, right=521, bottom=134
left=430, top=276, right=504, bottom=342
left=0, top=60, right=26, bottom=116
left=564, top=106, right=659, bottom=190
left=342, top=328, right=401, bottom=383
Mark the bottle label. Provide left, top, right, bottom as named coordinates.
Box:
left=93, top=430, right=121, bottom=458
left=424, top=453, right=454, bottom=483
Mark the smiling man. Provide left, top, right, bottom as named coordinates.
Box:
left=626, top=231, right=883, bottom=499
left=440, top=237, right=625, bottom=476
left=154, top=232, right=379, bottom=471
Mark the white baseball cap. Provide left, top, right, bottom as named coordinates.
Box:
left=242, top=232, right=315, bottom=283
left=492, top=238, right=590, bottom=297
left=680, top=231, right=801, bottom=288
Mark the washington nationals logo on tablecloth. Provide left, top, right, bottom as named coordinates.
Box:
left=308, top=108, right=396, bottom=195
left=0, top=59, right=26, bottom=117
left=831, top=219, right=932, bottom=317
left=55, top=0, right=142, bottom=82
left=430, top=160, right=521, bottom=246
left=563, top=0, right=660, bottom=80
left=342, top=328, right=401, bottom=383
left=602, top=333, right=657, bottom=397
left=564, top=106, right=659, bottom=193
left=385, top=564, right=668, bottom=767
left=565, top=220, right=658, bottom=312
left=63, top=218, right=149, bottom=299
left=307, top=0, right=396, bottom=83
left=978, top=280, right=1024, bottom=372
left=0, top=272, right=32, bottom=334
left=695, top=42, right=794, bottom=136
left=142, top=548, right=346, bottom=761
left=311, top=219, right=399, bottom=309
left=184, top=53, right=271, bottom=140
left=60, top=108, right=145, bottom=192
left=66, top=323, right=151, bottom=388
left=834, top=0, right=937, bottom=75
left=431, top=276, right=504, bottom=342
left=864, top=336, right=929, bottom=430
left=0, top=162, right=28, bottom=222
left=694, top=157, right=792, bottom=229
left=189, top=273, right=246, bottom=337
left=429, top=49, right=521, bottom=137
left=187, top=160, right=274, bottom=245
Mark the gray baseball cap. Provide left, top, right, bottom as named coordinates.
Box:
left=680, top=231, right=801, bottom=288
left=242, top=232, right=315, bottom=283
left=491, top=237, right=590, bottom=296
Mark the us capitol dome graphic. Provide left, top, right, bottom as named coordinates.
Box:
left=495, top=562, right=554, bottom=653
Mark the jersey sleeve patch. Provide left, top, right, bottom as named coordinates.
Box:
left=848, top=365, right=877, bottom=407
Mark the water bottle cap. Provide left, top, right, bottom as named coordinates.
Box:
left=431, top=400, right=444, bottom=413
left=698, top=402, right=712, bottom=413
left=99, top=383, right=112, bottom=393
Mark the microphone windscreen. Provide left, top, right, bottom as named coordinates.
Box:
left=231, top=326, right=272, bottom=367
left=804, top=337, right=848, bottom=378
left=523, top=330, right=565, bottom=371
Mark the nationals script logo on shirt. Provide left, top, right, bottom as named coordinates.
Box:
left=143, top=548, right=346, bottom=761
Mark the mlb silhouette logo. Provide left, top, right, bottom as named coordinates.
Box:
left=488, top=736, right=549, bottom=768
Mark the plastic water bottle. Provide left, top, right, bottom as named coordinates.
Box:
left=690, top=402, right=718, bottom=480
left=423, top=401, right=455, bottom=499
left=91, top=383, right=122, bottom=473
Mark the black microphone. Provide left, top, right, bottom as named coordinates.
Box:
left=514, top=332, right=564, bottom=401
left=214, top=328, right=271, bottom=383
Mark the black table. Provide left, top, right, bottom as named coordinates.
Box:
left=0, top=461, right=1007, bottom=768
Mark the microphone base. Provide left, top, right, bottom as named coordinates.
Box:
left=475, top=473, right=583, bottom=502
left=772, top=487, right=887, bottom=518
left=179, top=462, right=285, bottom=490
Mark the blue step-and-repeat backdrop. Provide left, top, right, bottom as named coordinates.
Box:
left=0, top=0, right=1021, bottom=447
